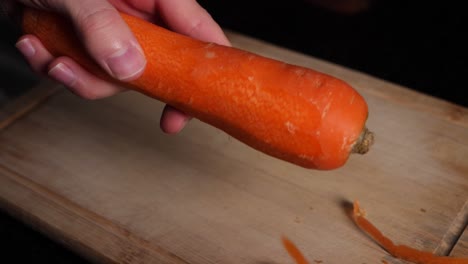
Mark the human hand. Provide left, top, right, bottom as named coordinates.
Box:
left=12, top=0, right=230, bottom=133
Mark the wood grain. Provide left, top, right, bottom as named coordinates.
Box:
left=0, top=164, right=188, bottom=264
left=0, top=31, right=467, bottom=263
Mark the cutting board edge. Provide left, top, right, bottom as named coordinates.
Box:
left=0, top=164, right=190, bottom=264
left=0, top=79, right=61, bottom=131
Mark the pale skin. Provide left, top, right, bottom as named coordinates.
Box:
left=13, top=0, right=231, bottom=133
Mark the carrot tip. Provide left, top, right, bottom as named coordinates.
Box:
left=352, top=127, right=374, bottom=154
left=353, top=200, right=366, bottom=218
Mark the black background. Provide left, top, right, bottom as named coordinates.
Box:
left=0, top=0, right=466, bottom=263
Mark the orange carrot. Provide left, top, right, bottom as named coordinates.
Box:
left=21, top=8, right=373, bottom=170
left=282, top=236, right=310, bottom=264
left=352, top=201, right=468, bottom=264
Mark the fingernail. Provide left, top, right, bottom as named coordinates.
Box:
left=48, top=63, right=77, bottom=87
left=177, top=116, right=190, bottom=129
left=15, top=38, right=36, bottom=58
left=105, top=42, right=146, bottom=81
left=172, top=114, right=191, bottom=134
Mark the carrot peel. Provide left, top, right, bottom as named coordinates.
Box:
left=352, top=201, right=468, bottom=264
left=282, top=236, right=310, bottom=264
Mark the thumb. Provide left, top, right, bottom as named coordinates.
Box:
left=61, top=0, right=146, bottom=81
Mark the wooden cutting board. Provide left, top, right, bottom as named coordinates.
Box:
left=0, top=31, right=467, bottom=264
left=452, top=228, right=468, bottom=258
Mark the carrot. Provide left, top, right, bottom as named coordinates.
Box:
left=352, top=201, right=468, bottom=264
left=21, top=8, right=373, bottom=170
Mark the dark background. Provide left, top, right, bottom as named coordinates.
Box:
left=0, top=0, right=466, bottom=263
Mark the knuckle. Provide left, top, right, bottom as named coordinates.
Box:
left=75, top=7, right=121, bottom=36
left=187, top=19, right=204, bottom=36
left=79, top=91, right=100, bottom=100
left=81, top=88, right=103, bottom=100
left=72, top=87, right=101, bottom=100
left=185, top=13, right=212, bottom=36
left=72, top=6, right=131, bottom=59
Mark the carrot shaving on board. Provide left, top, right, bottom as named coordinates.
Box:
left=282, top=236, right=310, bottom=264
left=281, top=202, right=467, bottom=264
left=352, top=200, right=468, bottom=264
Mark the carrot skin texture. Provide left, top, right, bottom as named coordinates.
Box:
left=22, top=8, right=369, bottom=170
